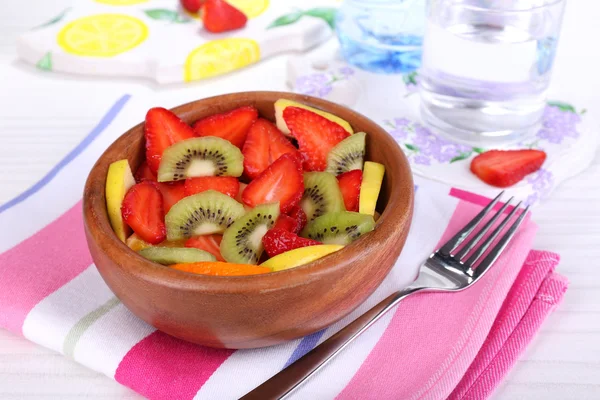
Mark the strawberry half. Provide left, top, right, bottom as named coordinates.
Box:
left=157, top=182, right=187, bottom=213
left=184, top=176, right=239, bottom=198
left=121, top=182, right=166, bottom=244
left=288, top=206, right=308, bottom=234
left=185, top=234, right=225, bottom=261
left=262, top=228, right=321, bottom=258
left=242, top=118, right=300, bottom=179
left=193, top=106, right=257, bottom=149
left=283, top=107, right=350, bottom=171
left=337, top=170, right=362, bottom=212
left=242, top=153, right=304, bottom=213
left=273, top=214, right=297, bottom=233
left=145, top=107, right=195, bottom=174
left=470, top=149, right=546, bottom=188
left=202, top=0, right=248, bottom=33
left=134, top=161, right=157, bottom=183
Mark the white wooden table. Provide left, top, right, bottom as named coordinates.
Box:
left=1, top=1, right=599, bottom=399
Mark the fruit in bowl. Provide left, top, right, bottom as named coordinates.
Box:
left=83, top=92, right=413, bottom=348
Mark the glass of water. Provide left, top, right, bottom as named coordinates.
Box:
left=418, top=0, right=566, bottom=145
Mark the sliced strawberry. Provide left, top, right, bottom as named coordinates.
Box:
left=242, top=118, right=300, bottom=179
left=193, top=106, right=257, bottom=149
left=181, top=0, right=204, bottom=13
left=273, top=214, right=297, bottom=232
left=262, top=228, right=320, bottom=258
left=157, top=182, right=187, bottom=213
left=145, top=107, right=195, bottom=174
left=241, top=153, right=303, bottom=213
left=202, top=0, right=248, bottom=33
left=184, top=176, right=239, bottom=198
left=283, top=106, right=350, bottom=171
left=121, top=182, right=166, bottom=244
left=185, top=234, right=225, bottom=261
left=134, top=161, right=157, bottom=183
left=337, top=170, right=362, bottom=212
left=470, top=150, right=546, bottom=188
left=288, top=206, right=307, bottom=234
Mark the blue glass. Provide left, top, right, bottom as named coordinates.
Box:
left=335, top=0, right=426, bottom=74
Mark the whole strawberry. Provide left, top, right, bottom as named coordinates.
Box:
left=202, top=0, right=247, bottom=33
left=180, top=0, right=204, bottom=14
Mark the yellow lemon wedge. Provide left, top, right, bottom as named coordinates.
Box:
left=184, top=38, right=260, bottom=82
left=57, top=14, right=148, bottom=57
left=106, top=159, right=136, bottom=242
left=261, top=245, right=344, bottom=271
left=359, top=161, right=385, bottom=216
left=274, top=99, right=354, bottom=137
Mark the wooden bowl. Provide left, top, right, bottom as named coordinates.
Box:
left=83, top=91, right=414, bottom=349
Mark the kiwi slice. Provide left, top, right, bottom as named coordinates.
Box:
left=157, top=137, right=243, bottom=182
left=300, top=172, right=345, bottom=222
left=165, top=190, right=245, bottom=241
left=326, top=132, right=366, bottom=175
left=221, top=203, right=280, bottom=264
left=138, top=247, right=216, bottom=265
left=301, top=211, right=375, bottom=245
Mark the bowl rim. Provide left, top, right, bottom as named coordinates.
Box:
left=83, top=91, right=414, bottom=295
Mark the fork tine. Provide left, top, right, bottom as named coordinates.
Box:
left=470, top=204, right=530, bottom=279
left=454, top=197, right=514, bottom=261
left=438, top=191, right=504, bottom=255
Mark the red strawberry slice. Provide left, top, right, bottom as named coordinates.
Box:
left=337, top=170, right=362, bottom=212
left=242, top=153, right=303, bottom=213
left=242, top=118, right=300, bottom=179
left=288, top=206, right=307, bottom=234
left=184, top=176, right=239, bottom=198
left=185, top=234, right=225, bottom=261
left=181, top=0, right=204, bottom=13
left=283, top=106, right=350, bottom=171
left=273, top=214, right=297, bottom=232
left=202, top=0, right=248, bottom=33
left=193, top=106, right=257, bottom=148
left=134, top=161, right=157, bottom=183
left=157, top=182, right=187, bottom=213
left=121, top=182, right=166, bottom=244
left=145, top=107, right=195, bottom=174
left=470, top=150, right=546, bottom=188
left=262, top=228, right=321, bottom=258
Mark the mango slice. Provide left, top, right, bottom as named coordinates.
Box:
left=359, top=161, right=385, bottom=216
left=106, top=159, right=136, bottom=242
left=261, top=244, right=344, bottom=271
left=274, top=99, right=354, bottom=137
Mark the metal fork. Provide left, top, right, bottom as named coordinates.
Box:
left=241, top=192, right=529, bottom=400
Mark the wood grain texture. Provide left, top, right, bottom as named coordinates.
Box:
left=83, top=92, right=414, bottom=349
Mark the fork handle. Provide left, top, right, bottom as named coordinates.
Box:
left=240, top=286, right=424, bottom=400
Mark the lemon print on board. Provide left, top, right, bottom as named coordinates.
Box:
left=94, top=0, right=149, bottom=5
left=57, top=14, right=148, bottom=57
left=184, top=38, right=260, bottom=82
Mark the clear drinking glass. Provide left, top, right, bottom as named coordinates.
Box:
left=418, top=0, right=566, bottom=145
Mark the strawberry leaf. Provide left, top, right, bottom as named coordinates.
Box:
left=450, top=151, right=473, bottom=163
left=36, top=52, right=52, bottom=71
left=268, top=12, right=303, bottom=29
left=303, top=8, right=336, bottom=29
left=144, top=9, right=182, bottom=22
left=547, top=100, right=576, bottom=113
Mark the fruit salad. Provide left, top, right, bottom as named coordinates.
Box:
left=105, top=100, right=386, bottom=276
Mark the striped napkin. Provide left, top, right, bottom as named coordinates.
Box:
left=0, top=95, right=568, bottom=399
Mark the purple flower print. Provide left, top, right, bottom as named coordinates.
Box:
left=294, top=66, right=357, bottom=99
left=536, top=105, right=582, bottom=144
left=525, top=169, right=554, bottom=206
left=338, top=66, right=355, bottom=77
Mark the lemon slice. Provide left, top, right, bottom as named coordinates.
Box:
left=95, top=0, right=148, bottom=5
left=359, top=161, right=385, bottom=216
left=261, top=245, right=344, bottom=271
left=184, top=38, right=260, bottom=82
left=106, top=159, right=136, bottom=242
left=57, top=14, right=148, bottom=57
left=227, top=0, right=269, bottom=18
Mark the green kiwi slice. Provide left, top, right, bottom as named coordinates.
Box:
left=138, top=247, right=216, bottom=265
left=165, top=190, right=245, bottom=241
left=326, top=132, right=366, bottom=175
left=221, top=203, right=280, bottom=264
left=157, top=137, right=243, bottom=182
left=301, top=211, right=375, bottom=245
left=300, top=172, right=345, bottom=222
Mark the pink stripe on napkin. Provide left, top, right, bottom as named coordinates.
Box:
left=0, top=201, right=92, bottom=334
left=115, top=331, right=234, bottom=400
left=337, top=200, right=537, bottom=400
left=450, top=253, right=567, bottom=399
